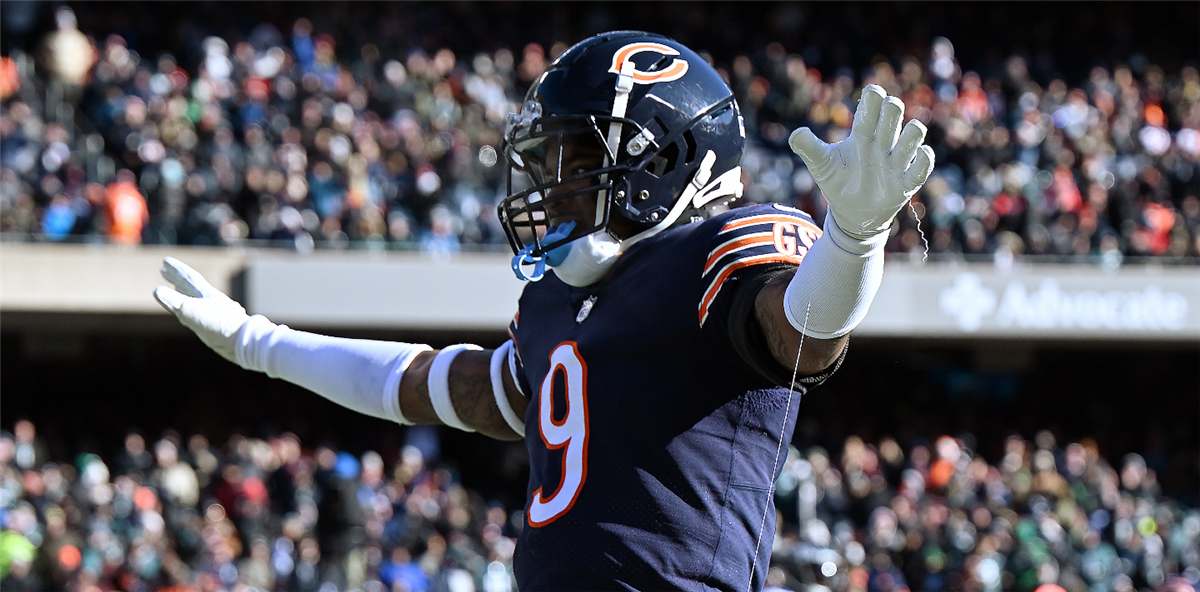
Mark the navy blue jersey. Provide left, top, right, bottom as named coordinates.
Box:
left=508, top=203, right=842, bottom=591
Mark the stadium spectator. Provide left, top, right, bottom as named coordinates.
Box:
left=1, top=10, right=1196, bottom=263
left=1, top=421, right=1195, bottom=591
left=104, top=169, right=148, bottom=244
left=38, top=7, right=95, bottom=107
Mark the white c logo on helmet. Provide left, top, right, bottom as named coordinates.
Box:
left=608, top=42, right=689, bottom=84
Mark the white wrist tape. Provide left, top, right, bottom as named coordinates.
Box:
left=235, top=315, right=430, bottom=425
left=783, top=213, right=889, bottom=338
left=428, top=344, right=483, bottom=432
left=490, top=341, right=525, bottom=437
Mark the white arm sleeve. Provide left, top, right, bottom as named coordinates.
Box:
left=235, top=315, right=431, bottom=425
left=783, top=213, right=889, bottom=339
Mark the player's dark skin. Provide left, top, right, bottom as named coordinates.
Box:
left=398, top=141, right=848, bottom=440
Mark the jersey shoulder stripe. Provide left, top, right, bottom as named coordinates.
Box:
left=507, top=313, right=532, bottom=397
left=698, top=204, right=822, bottom=326
left=703, top=231, right=774, bottom=275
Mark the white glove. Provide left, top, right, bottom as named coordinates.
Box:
left=789, top=84, right=935, bottom=241
left=153, top=257, right=430, bottom=426
left=153, top=257, right=250, bottom=365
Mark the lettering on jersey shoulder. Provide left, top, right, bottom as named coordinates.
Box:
left=771, top=221, right=819, bottom=257
left=697, top=210, right=822, bottom=326
left=609, top=42, right=689, bottom=84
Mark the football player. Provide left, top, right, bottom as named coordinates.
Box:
left=155, top=31, right=932, bottom=591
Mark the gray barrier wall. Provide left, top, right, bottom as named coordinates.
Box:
left=3, top=243, right=1197, bottom=340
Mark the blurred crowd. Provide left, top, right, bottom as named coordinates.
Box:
left=1, top=419, right=1196, bottom=592
left=1, top=419, right=524, bottom=592
left=1, top=6, right=1197, bottom=263
left=738, top=39, right=1200, bottom=265
left=767, top=433, right=1198, bottom=592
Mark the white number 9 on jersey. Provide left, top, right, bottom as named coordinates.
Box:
left=528, top=342, right=590, bottom=527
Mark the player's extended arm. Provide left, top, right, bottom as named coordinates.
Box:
left=153, top=258, right=528, bottom=441
left=756, top=85, right=935, bottom=372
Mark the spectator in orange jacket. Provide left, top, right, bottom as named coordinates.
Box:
left=105, top=169, right=147, bottom=244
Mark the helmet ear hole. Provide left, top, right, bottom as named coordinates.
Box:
left=646, top=142, right=679, bottom=178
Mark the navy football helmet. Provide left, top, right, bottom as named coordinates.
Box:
left=499, top=31, right=746, bottom=273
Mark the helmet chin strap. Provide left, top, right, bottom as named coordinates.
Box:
left=598, top=61, right=637, bottom=228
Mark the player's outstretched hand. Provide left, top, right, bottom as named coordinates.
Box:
left=789, top=84, right=935, bottom=240
left=154, top=257, right=249, bottom=364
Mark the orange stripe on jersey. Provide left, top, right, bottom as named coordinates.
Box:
left=697, top=253, right=806, bottom=326
left=703, top=231, right=774, bottom=274
left=720, top=214, right=821, bottom=235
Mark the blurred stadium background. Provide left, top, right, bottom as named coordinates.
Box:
left=1, top=2, right=1197, bottom=592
